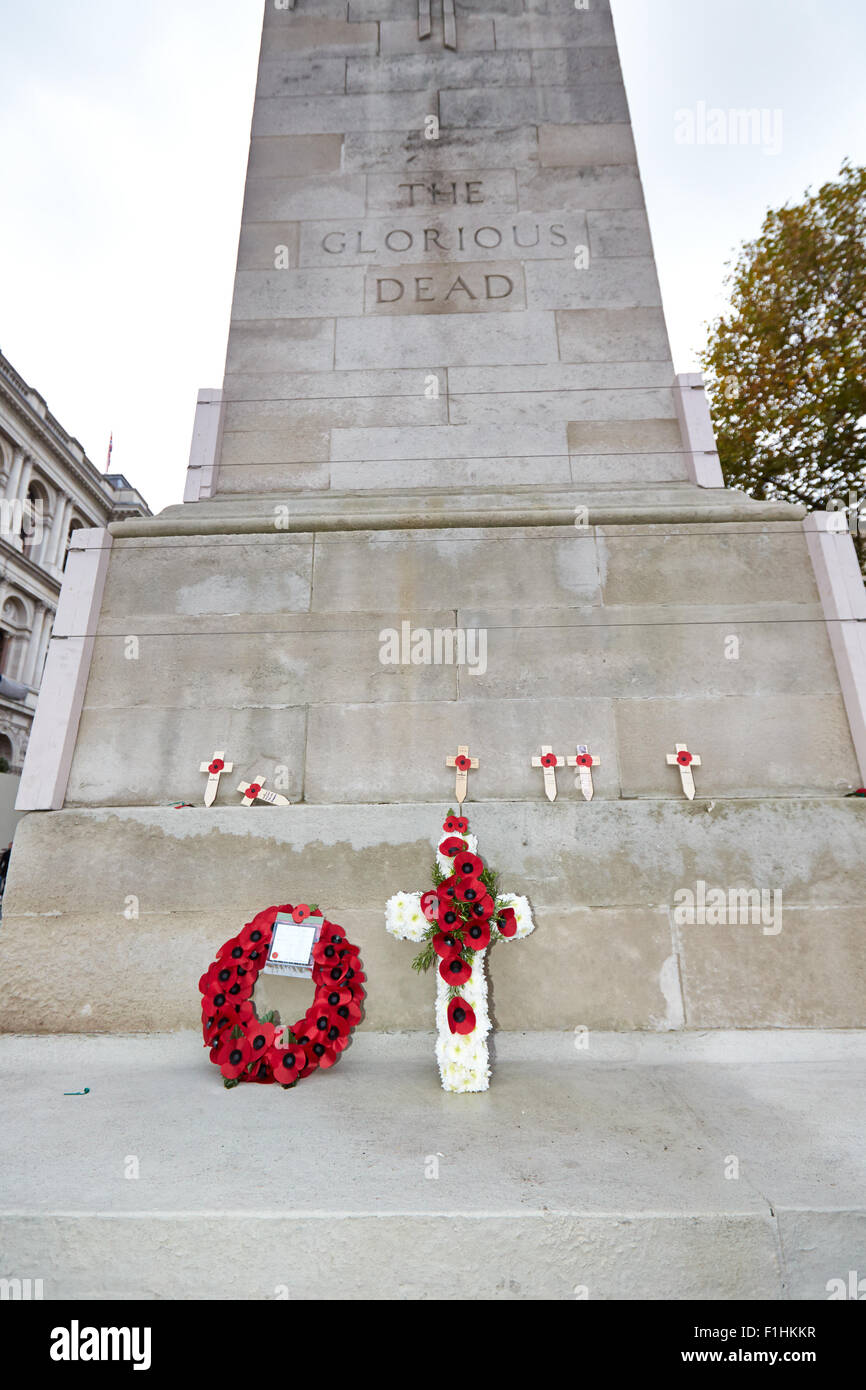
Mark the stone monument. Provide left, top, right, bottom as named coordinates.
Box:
left=2, top=0, right=865, bottom=1035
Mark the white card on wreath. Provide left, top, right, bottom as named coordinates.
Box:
left=263, top=914, right=323, bottom=978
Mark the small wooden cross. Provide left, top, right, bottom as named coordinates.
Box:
left=531, top=746, right=565, bottom=802
left=200, top=751, right=233, bottom=807
left=666, top=744, right=702, bottom=800
left=567, top=744, right=600, bottom=802
left=446, top=746, right=478, bottom=805
left=237, top=775, right=290, bottom=808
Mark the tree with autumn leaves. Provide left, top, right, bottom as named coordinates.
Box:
left=702, top=161, right=865, bottom=575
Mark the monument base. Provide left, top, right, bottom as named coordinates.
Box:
left=2, top=800, right=864, bottom=1033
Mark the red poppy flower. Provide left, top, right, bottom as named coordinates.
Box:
left=319, top=923, right=346, bottom=947
left=270, top=1045, right=302, bottom=1086
left=443, top=816, right=459, bottom=834
left=437, top=903, right=463, bottom=932
left=334, top=998, right=362, bottom=1027
left=464, top=919, right=491, bottom=951
left=216, top=1033, right=252, bottom=1080
left=248, top=1021, right=277, bottom=1060
left=467, top=893, right=495, bottom=921
left=453, top=851, right=484, bottom=879
left=320, top=981, right=353, bottom=1009
left=576, top=753, right=593, bottom=768
left=433, top=930, right=463, bottom=960
left=208, top=759, right=225, bottom=775
left=304, top=1006, right=351, bottom=1049
left=497, top=907, right=517, bottom=938
left=439, top=955, right=471, bottom=986
left=223, top=996, right=255, bottom=1028
left=454, top=816, right=469, bottom=835
left=203, top=1010, right=234, bottom=1047
left=239, top=921, right=273, bottom=954
left=203, top=982, right=234, bottom=1014
left=312, top=938, right=344, bottom=968
left=292, top=904, right=312, bottom=924
left=246, top=783, right=262, bottom=800
left=677, top=751, right=693, bottom=767
left=439, top=836, right=468, bottom=858
left=541, top=752, right=558, bottom=769
left=200, top=960, right=234, bottom=996
left=455, top=754, right=471, bottom=771
left=307, top=1038, right=339, bottom=1068
left=454, top=875, right=484, bottom=904
left=448, top=998, right=477, bottom=1035
left=420, top=890, right=439, bottom=922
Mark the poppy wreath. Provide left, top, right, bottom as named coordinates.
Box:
left=199, top=904, right=365, bottom=1089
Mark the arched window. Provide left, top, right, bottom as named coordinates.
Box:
left=0, top=595, right=29, bottom=683
left=22, top=480, right=50, bottom=562
left=63, top=517, right=85, bottom=570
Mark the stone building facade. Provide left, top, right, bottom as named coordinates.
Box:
left=0, top=348, right=150, bottom=771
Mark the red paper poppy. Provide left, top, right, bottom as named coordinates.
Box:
left=467, top=893, right=495, bottom=920
left=541, top=752, right=558, bottom=769
left=454, top=876, right=483, bottom=904
left=246, top=783, right=262, bottom=800
left=454, top=851, right=484, bottom=879
left=677, top=751, right=693, bottom=767
left=455, top=754, right=471, bottom=771
left=438, top=904, right=462, bottom=932
left=341, top=962, right=365, bottom=988
left=334, top=998, right=362, bottom=1027
left=433, top=930, right=463, bottom=960
left=208, top=759, right=225, bottom=775
left=439, top=836, right=468, bottom=858
left=439, top=955, right=471, bottom=986
left=239, top=921, right=273, bottom=953
left=224, top=996, right=255, bottom=1027
left=464, top=919, right=491, bottom=951
left=293, top=904, right=312, bottom=924
left=306, top=1038, right=339, bottom=1068
left=497, top=906, right=517, bottom=938
left=576, top=753, right=593, bottom=768
left=420, top=890, right=439, bottom=922
left=203, top=1010, right=234, bottom=1048
left=312, top=938, right=343, bottom=967
left=443, top=815, right=459, bottom=834
left=454, top=816, right=469, bottom=834
left=248, top=1021, right=277, bottom=1059
left=216, top=1033, right=253, bottom=1080
left=321, top=982, right=353, bottom=1008
left=448, top=998, right=477, bottom=1035
left=319, top=923, right=346, bottom=947
left=270, top=1045, right=302, bottom=1086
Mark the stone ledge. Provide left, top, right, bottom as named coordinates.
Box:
left=109, top=486, right=806, bottom=538
left=0, top=1031, right=863, bottom=1299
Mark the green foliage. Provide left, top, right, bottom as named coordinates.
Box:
left=702, top=161, right=866, bottom=573
left=411, top=940, right=436, bottom=974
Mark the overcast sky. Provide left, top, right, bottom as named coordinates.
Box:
left=1, top=0, right=864, bottom=513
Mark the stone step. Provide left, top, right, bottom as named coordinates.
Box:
left=0, top=1031, right=863, bottom=1300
